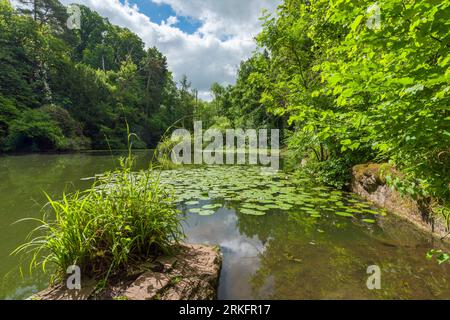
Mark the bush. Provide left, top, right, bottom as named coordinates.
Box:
left=285, top=128, right=374, bottom=189
left=4, top=109, right=66, bottom=152
left=40, top=105, right=82, bottom=137
left=0, top=95, right=19, bottom=148
left=41, top=104, right=92, bottom=150
left=13, top=153, right=184, bottom=283
left=155, top=135, right=189, bottom=170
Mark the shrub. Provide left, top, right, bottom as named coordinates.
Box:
left=155, top=135, right=188, bottom=170
left=13, top=151, right=184, bottom=283
left=41, top=104, right=92, bottom=150
left=0, top=95, right=19, bottom=148
left=40, top=104, right=82, bottom=137
left=5, top=109, right=66, bottom=152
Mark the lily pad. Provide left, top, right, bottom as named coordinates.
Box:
left=198, top=210, right=216, bottom=216
left=240, top=208, right=266, bottom=216
left=363, top=209, right=380, bottom=215
left=335, top=212, right=354, bottom=218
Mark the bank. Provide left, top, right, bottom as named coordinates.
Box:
left=31, top=244, right=222, bottom=300
left=351, top=163, right=449, bottom=240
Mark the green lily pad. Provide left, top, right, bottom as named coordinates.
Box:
left=363, top=209, right=380, bottom=215
left=335, top=212, right=354, bottom=218
left=240, top=208, right=266, bottom=216
left=198, top=210, right=216, bottom=216
left=262, top=204, right=279, bottom=209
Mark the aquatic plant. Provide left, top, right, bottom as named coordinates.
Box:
left=157, top=165, right=383, bottom=224
left=13, top=134, right=184, bottom=282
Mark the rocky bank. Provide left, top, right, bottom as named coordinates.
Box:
left=31, top=244, right=222, bottom=300
left=351, top=163, right=448, bottom=239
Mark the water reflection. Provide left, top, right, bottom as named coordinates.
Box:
left=0, top=151, right=153, bottom=299
left=0, top=152, right=449, bottom=300
left=183, top=204, right=450, bottom=300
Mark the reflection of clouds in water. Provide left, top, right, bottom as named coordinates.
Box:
left=220, top=236, right=264, bottom=300
left=184, top=209, right=265, bottom=257
left=184, top=209, right=239, bottom=243
left=183, top=208, right=267, bottom=299
left=221, top=236, right=264, bottom=257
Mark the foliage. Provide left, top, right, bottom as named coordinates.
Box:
left=0, top=0, right=197, bottom=152
left=4, top=108, right=66, bottom=151
left=155, top=135, right=185, bottom=170
left=0, top=95, right=19, bottom=147
left=195, top=52, right=282, bottom=131
left=210, top=0, right=449, bottom=216
left=40, top=104, right=91, bottom=150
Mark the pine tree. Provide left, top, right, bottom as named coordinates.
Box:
left=17, top=0, right=67, bottom=30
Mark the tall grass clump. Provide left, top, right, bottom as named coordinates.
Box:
left=13, top=134, right=184, bottom=283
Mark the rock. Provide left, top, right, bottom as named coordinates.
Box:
left=31, top=244, right=222, bottom=301
left=29, top=278, right=97, bottom=300
left=351, top=163, right=448, bottom=238
left=124, top=272, right=172, bottom=300
left=122, top=244, right=222, bottom=300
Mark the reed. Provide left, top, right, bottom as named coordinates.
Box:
left=12, top=132, right=184, bottom=283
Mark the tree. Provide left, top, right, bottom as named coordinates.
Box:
left=16, top=0, right=67, bottom=30
left=213, top=0, right=449, bottom=206
left=1, top=0, right=201, bottom=152
left=140, top=47, right=169, bottom=117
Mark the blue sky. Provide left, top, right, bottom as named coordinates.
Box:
left=120, top=0, right=202, bottom=34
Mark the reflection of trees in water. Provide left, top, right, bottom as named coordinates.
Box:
left=234, top=209, right=450, bottom=299
left=236, top=210, right=366, bottom=299
left=0, top=151, right=152, bottom=203
left=0, top=152, right=152, bottom=299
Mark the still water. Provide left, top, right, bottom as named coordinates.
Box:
left=0, top=151, right=449, bottom=299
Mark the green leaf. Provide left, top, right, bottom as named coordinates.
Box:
left=350, top=15, right=364, bottom=32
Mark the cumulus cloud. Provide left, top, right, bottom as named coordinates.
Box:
left=164, top=15, right=178, bottom=27
left=16, top=0, right=281, bottom=100
left=152, top=0, right=279, bottom=39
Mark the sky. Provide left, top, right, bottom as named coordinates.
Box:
left=12, top=0, right=281, bottom=101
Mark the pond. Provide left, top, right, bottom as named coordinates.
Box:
left=0, top=151, right=449, bottom=299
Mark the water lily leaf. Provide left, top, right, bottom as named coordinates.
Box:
left=262, top=204, right=279, bottom=209
left=363, top=209, right=380, bottom=215
left=198, top=210, right=216, bottom=216
left=240, top=208, right=266, bottom=216
left=335, top=212, right=354, bottom=218
left=346, top=208, right=362, bottom=213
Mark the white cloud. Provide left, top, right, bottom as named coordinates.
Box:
left=164, top=15, right=178, bottom=27
left=152, top=0, right=278, bottom=39
left=15, top=0, right=281, bottom=100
